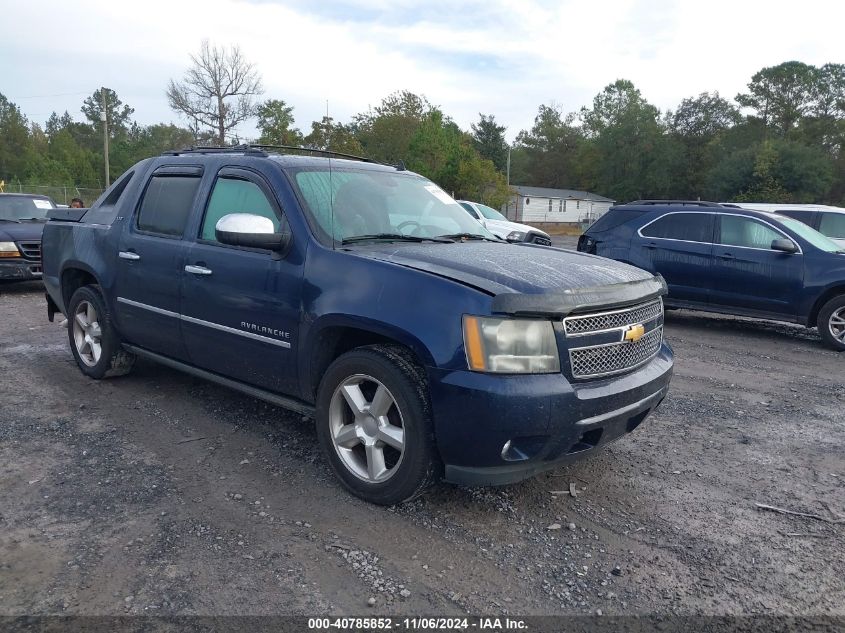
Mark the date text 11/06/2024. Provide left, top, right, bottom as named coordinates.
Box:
left=307, top=617, right=528, bottom=630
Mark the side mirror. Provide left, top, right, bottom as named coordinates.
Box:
left=771, top=238, right=798, bottom=254
left=215, top=213, right=289, bottom=251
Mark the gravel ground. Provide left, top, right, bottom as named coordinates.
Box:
left=0, top=278, right=843, bottom=617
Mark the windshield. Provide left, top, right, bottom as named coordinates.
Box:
left=0, top=196, right=54, bottom=221
left=476, top=203, right=508, bottom=221
left=776, top=215, right=843, bottom=253
left=290, top=168, right=498, bottom=244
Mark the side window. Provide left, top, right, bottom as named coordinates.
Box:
left=137, top=175, right=201, bottom=236
left=459, top=202, right=480, bottom=219
left=719, top=216, right=783, bottom=249
left=777, top=209, right=814, bottom=225
left=201, top=177, right=280, bottom=242
left=819, top=213, right=845, bottom=239
left=641, top=213, right=714, bottom=242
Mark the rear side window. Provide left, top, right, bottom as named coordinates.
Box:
left=641, top=213, right=714, bottom=242
left=587, top=209, right=642, bottom=233
left=137, top=175, right=201, bottom=236
left=819, top=213, right=845, bottom=239
left=776, top=209, right=814, bottom=225
left=719, top=216, right=783, bottom=249
left=459, top=202, right=480, bottom=219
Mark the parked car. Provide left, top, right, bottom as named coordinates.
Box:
left=734, top=204, right=845, bottom=249
left=458, top=200, right=552, bottom=246
left=578, top=200, right=845, bottom=350
left=0, top=193, right=55, bottom=283
left=43, top=146, right=673, bottom=505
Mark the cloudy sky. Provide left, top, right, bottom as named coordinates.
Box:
left=2, top=0, right=843, bottom=141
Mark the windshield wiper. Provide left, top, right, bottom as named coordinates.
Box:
left=18, top=217, right=47, bottom=221
left=437, top=232, right=503, bottom=242
left=341, top=233, right=452, bottom=245
left=0, top=218, right=21, bottom=223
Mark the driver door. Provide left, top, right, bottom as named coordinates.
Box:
left=180, top=167, right=303, bottom=396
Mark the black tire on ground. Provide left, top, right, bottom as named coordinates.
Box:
left=817, top=294, right=845, bottom=351
left=66, top=285, right=136, bottom=379
left=315, top=344, right=440, bottom=505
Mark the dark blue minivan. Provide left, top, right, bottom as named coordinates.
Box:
left=578, top=201, right=845, bottom=351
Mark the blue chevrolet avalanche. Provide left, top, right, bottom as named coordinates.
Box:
left=578, top=200, right=845, bottom=351
left=42, top=147, right=673, bottom=504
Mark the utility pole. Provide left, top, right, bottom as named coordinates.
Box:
left=506, top=146, right=511, bottom=187
left=101, top=87, right=110, bottom=186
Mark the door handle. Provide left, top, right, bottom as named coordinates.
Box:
left=717, top=253, right=735, bottom=260
left=643, top=243, right=658, bottom=250
left=185, top=264, right=213, bottom=276
left=118, top=251, right=140, bottom=261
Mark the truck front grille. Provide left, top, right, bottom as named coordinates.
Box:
left=564, top=299, right=662, bottom=336
left=17, top=241, right=42, bottom=262
left=569, top=327, right=663, bottom=379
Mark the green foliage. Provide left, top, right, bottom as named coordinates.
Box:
left=4, top=59, right=845, bottom=211
left=471, top=114, right=508, bottom=172
left=256, top=99, right=303, bottom=146
left=304, top=117, right=364, bottom=155
left=81, top=88, right=135, bottom=137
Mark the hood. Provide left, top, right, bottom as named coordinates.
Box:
left=484, top=218, right=549, bottom=237
left=349, top=241, right=663, bottom=316
left=0, top=220, right=46, bottom=242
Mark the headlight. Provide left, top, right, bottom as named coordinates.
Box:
left=506, top=231, right=525, bottom=242
left=0, top=242, right=20, bottom=258
left=463, top=315, right=560, bottom=374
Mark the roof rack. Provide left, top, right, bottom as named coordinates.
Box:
left=161, top=144, right=381, bottom=165
left=161, top=145, right=268, bottom=157
left=624, top=200, right=724, bottom=207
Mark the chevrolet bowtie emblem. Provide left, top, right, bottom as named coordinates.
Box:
left=624, top=324, right=646, bottom=343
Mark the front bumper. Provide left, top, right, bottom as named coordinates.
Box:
left=428, top=343, right=673, bottom=486
left=0, top=259, right=42, bottom=281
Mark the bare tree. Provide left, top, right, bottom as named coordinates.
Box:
left=166, top=41, right=264, bottom=145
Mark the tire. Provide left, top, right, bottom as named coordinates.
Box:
left=817, top=295, right=845, bottom=351
left=67, top=285, right=136, bottom=379
left=315, top=344, right=440, bottom=505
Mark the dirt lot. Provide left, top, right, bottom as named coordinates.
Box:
left=1, top=279, right=843, bottom=618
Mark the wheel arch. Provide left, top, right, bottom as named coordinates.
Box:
left=809, top=284, right=845, bottom=326
left=304, top=317, right=435, bottom=402
left=60, top=263, right=102, bottom=309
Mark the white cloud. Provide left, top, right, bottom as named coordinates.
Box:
left=3, top=0, right=844, bottom=141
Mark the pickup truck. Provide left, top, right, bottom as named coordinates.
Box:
left=0, top=193, right=55, bottom=282
left=42, top=146, right=673, bottom=505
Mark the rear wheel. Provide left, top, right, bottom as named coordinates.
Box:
left=817, top=295, right=845, bottom=351
left=315, top=345, right=439, bottom=505
left=67, top=285, right=136, bottom=379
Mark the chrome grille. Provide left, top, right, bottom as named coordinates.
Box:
left=17, top=241, right=42, bottom=262
left=564, top=299, right=663, bottom=336
left=569, top=327, right=663, bottom=379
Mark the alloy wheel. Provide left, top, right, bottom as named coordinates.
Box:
left=328, top=374, right=405, bottom=483
left=829, top=307, right=845, bottom=344
left=72, top=300, right=103, bottom=367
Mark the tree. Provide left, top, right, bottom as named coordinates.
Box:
left=81, top=88, right=135, bottom=136
left=736, top=61, right=817, bottom=137
left=304, top=117, right=363, bottom=155
left=256, top=99, right=303, bottom=145
left=353, top=91, right=432, bottom=163
left=668, top=92, right=741, bottom=197
left=166, top=40, right=264, bottom=144
left=470, top=114, right=508, bottom=172
left=0, top=93, right=31, bottom=180
left=579, top=80, right=675, bottom=201
left=513, top=104, right=584, bottom=188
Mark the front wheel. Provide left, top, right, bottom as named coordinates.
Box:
left=67, top=285, right=136, bottom=379
left=817, top=295, right=845, bottom=351
left=315, top=345, right=439, bottom=505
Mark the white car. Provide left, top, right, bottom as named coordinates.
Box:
left=458, top=200, right=552, bottom=246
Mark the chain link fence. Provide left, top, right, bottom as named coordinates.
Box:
left=0, top=183, right=105, bottom=206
